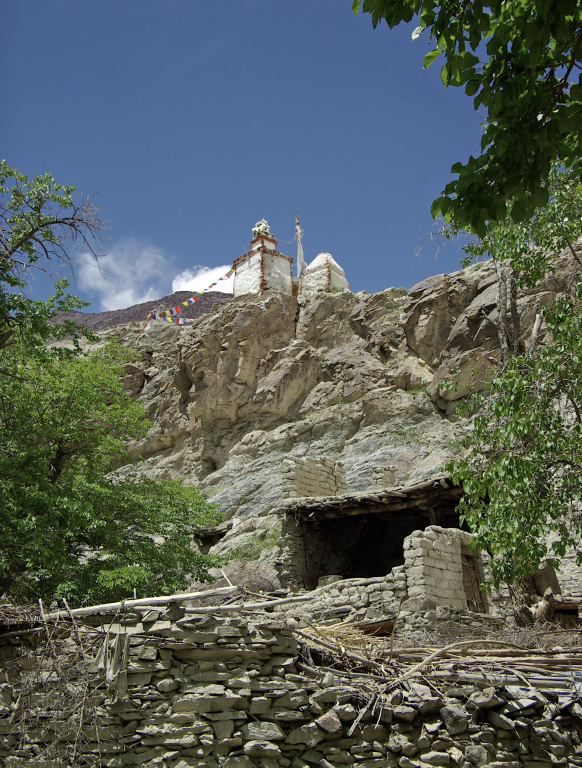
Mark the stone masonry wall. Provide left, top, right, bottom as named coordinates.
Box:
left=3, top=608, right=582, bottom=768
left=547, top=536, right=582, bottom=603
left=281, top=459, right=348, bottom=499
left=556, top=552, right=582, bottom=601
left=372, top=467, right=398, bottom=490
left=275, top=525, right=489, bottom=623
left=274, top=568, right=408, bottom=625
left=403, top=527, right=481, bottom=612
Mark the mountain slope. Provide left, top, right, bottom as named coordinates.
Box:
left=55, top=290, right=232, bottom=332
left=85, top=252, right=577, bottom=561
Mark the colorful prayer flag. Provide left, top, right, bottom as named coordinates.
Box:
left=141, top=267, right=234, bottom=332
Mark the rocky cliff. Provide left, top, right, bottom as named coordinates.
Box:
left=90, top=253, right=576, bottom=561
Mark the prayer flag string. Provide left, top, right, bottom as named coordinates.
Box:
left=141, top=269, right=234, bottom=334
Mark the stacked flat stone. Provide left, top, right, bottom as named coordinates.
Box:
left=403, top=528, right=476, bottom=610
left=2, top=608, right=582, bottom=767
left=274, top=570, right=407, bottom=625
left=276, top=525, right=488, bottom=619
left=372, top=466, right=398, bottom=490
left=281, top=458, right=347, bottom=498
left=396, top=602, right=506, bottom=639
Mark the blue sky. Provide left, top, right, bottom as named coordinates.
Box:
left=2, top=0, right=484, bottom=311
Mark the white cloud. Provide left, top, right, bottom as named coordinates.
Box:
left=172, top=265, right=234, bottom=294
left=78, top=239, right=234, bottom=312
left=79, top=238, right=172, bottom=311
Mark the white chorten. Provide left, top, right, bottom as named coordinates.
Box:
left=302, top=252, right=350, bottom=295
left=232, top=220, right=351, bottom=299
left=233, top=220, right=293, bottom=298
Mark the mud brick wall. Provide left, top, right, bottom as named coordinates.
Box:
left=2, top=609, right=582, bottom=768
left=372, top=466, right=398, bottom=490
left=281, top=458, right=347, bottom=498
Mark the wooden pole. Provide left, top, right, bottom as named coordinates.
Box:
left=183, top=594, right=313, bottom=613
left=44, top=586, right=238, bottom=621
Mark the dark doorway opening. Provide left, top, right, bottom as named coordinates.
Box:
left=303, top=506, right=462, bottom=580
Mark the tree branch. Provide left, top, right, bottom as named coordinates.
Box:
left=527, top=310, right=544, bottom=358
left=494, top=259, right=511, bottom=364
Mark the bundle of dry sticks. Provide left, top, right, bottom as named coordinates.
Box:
left=294, top=621, right=582, bottom=693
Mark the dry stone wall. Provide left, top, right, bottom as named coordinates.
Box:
left=2, top=610, right=582, bottom=768
left=273, top=527, right=488, bottom=625
left=275, top=511, right=580, bottom=625
left=403, top=528, right=481, bottom=611
left=275, top=570, right=408, bottom=625
left=373, top=467, right=398, bottom=490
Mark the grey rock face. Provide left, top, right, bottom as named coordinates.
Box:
left=87, top=254, right=575, bottom=562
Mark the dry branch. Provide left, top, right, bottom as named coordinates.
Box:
left=293, top=627, right=382, bottom=672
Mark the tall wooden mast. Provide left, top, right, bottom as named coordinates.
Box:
left=295, top=210, right=305, bottom=282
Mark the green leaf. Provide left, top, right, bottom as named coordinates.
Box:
left=431, top=196, right=445, bottom=218
left=465, top=78, right=481, bottom=96
left=424, top=48, right=443, bottom=69
left=0, top=335, right=223, bottom=606
left=441, top=64, right=450, bottom=86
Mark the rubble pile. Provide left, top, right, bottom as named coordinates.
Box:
left=273, top=573, right=408, bottom=626
left=2, top=604, right=582, bottom=768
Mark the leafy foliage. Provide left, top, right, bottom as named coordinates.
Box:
left=446, top=286, right=582, bottom=587
left=0, top=338, right=221, bottom=606
left=0, top=160, right=105, bottom=287
left=352, top=0, right=582, bottom=234
left=0, top=161, right=105, bottom=362
left=461, top=164, right=582, bottom=286
left=436, top=165, right=582, bottom=585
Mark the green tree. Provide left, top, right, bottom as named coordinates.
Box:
left=0, top=338, right=221, bottom=606
left=455, top=163, right=582, bottom=365
left=446, top=286, right=582, bottom=587
left=0, top=160, right=105, bottom=362
left=440, top=165, right=582, bottom=586
left=353, top=0, right=582, bottom=234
